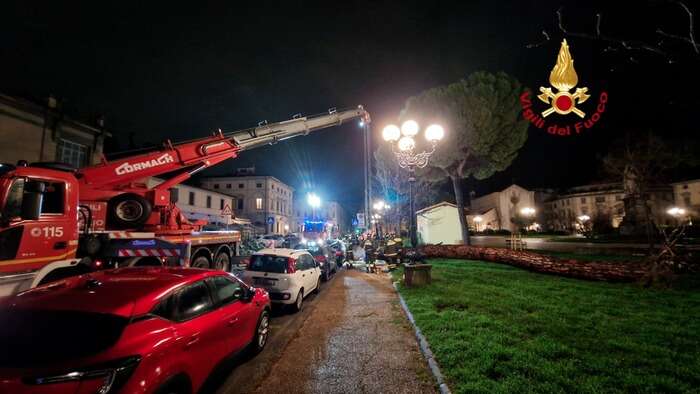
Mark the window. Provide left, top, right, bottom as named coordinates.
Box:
left=176, top=282, right=213, bottom=321
left=617, top=206, right=624, bottom=215
left=152, top=295, right=175, bottom=320
left=295, top=257, right=305, bottom=271
left=238, top=198, right=244, bottom=210
left=238, top=183, right=244, bottom=189
left=41, top=182, right=64, bottom=214
left=226, top=184, right=232, bottom=189
left=220, top=199, right=225, bottom=210
left=213, top=184, right=220, bottom=189
left=206, top=195, right=212, bottom=208
left=1, top=179, right=64, bottom=217
left=684, top=195, right=691, bottom=206
left=683, top=184, right=689, bottom=189
left=209, top=276, right=242, bottom=305
left=249, top=255, right=288, bottom=273
left=256, top=183, right=262, bottom=188
left=256, top=198, right=263, bottom=210
left=580, top=197, right=586, bottom=204
left=595, top=196, right=605, bottom=203
left=615, top=195, right=623, bottom=201
left=57, top=139, right=89, bottom=168
left=189, top=191, right=195, bottom=205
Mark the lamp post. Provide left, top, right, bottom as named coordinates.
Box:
left=382, top=120, right=444, bottom=247
left=577, top=214, right=591, bottom=236
left=474, top=216, right=483, bottom=233
left=373, top=200, right=388, bottom=239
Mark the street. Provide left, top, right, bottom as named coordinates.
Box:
left=209, top=270, right=435, bottom=394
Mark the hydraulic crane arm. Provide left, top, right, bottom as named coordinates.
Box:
left=78, top=106, right=370, bottom=190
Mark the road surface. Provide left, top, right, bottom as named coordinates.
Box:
left=209, top=270, right=435, bottom=394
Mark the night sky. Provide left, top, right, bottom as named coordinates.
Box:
left=2, top=1, right=698, bottom=214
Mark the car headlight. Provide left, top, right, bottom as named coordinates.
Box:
left=25, top=356, right=141, bottom=393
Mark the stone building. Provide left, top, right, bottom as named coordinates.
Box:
left=146, top=178, right=237, bottom=228
left=466, top=184, right=537, bottom=233
left=293, top=199, right=347, bottom=236
left=671, top=179, right=700, bottom=219
left=0, top=93, right=109, bottom=167
left=543, top=183, right=675, bottom=232
left=200, top=174, right=294, bottom=234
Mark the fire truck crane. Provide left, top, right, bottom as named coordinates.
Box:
left=0, top=106, right=370, bottom=295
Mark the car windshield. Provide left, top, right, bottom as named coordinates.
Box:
left=0, top=308, right=129, bottom=367
left=248, top=255, right=288, bottom=273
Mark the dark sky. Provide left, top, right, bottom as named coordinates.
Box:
left=1, top=1, right=698, bottom=214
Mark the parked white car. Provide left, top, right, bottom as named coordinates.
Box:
left=257, top=234, right=285, bottom=248
left=240, top=248, right=321, bottom=311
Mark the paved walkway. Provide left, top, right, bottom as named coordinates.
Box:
left=251, top=270, right=436, bottom=394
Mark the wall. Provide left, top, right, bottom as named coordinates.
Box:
left=417, top=204, right=462, bottom=245
left=0, top=94, right=107, bottom=167
left=200, top=176, right=294, bottom=234
left=146, top=178, right=235, bottom=226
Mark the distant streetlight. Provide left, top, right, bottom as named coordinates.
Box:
left=382, top=120, right=444, bottom=246
left=474, top=216, right=483, bottom=232
left=307, top=193, right=321, bottom=219
left=577, top=214, right=590, bottom=222
left=520, top=207, right=536, bottom=216
left=667, top=207, right=686, bottom=217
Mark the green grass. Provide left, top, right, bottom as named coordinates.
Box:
left=394, top=259, right=700, bottom=393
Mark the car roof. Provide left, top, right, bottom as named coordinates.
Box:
left=254, top=248, right=309, bottom=257
left=3, top=267, right=227, bottom=318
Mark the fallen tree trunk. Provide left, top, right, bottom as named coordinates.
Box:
left=420, top=244, right=647, bottom=282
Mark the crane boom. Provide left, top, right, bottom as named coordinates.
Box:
left=75, top=105, right=370, bottom=233
left=78, top=106, right=369, bottom=190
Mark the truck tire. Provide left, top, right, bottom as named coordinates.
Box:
left=107, top=193, right=152, bottom=229
left=214, top=252, right=230, bottom=272
left=191, top=255, right=211, bottom=269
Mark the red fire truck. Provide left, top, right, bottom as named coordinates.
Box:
left=0, top=106, right=370, bottom=295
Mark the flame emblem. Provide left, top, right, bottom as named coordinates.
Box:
left=538, top=39, right=590, bottom=118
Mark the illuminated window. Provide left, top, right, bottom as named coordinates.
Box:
left=256, top=198, right=263, bottom=210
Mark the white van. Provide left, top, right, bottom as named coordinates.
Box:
left=240, top=248, right=321, bottom=311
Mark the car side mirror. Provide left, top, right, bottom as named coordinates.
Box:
left=21, top=181, right=45, bottom=221
left=239, top=287, right=254, bottom=302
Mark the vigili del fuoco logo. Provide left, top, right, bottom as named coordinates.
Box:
left=520, top=39, right=608, bottom=136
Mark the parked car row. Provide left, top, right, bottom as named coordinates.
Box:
left=0, top=267, right=271, bottom=394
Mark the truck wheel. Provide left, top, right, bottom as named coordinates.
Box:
left=107, top=193, right=152, bottom=229
left=191, top=256, right=211, bottom=269
left=214, top=252, right=230, bottom=271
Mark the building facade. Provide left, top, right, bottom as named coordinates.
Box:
left=293, top=199, right=347, bottom=236
left=146, top=178, right=237, bottom=228
left=467, top=184, right=537, bottom=233
left=0, top=94, right=109, bottom=167
left=200, top=175, right=294, bottom=234
left=543, top=183, right=675, bottom=232
left=671, top=179, right=700, bottom=218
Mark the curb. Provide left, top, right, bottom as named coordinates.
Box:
left=393, top=281, right=451, bottom=394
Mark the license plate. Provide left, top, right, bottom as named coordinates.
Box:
left=254, top=277, right=277, bottom=286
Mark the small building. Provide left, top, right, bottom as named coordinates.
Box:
left=0, top=93, right=110, bottom=167
left=467, top=184, right=536, bottom=233
left=416, top=201, right=463, bottom=245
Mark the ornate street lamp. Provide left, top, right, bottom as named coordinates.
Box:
left=382, top=120, right=444, bottom=246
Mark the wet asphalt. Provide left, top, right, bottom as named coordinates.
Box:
left=209, top=269, right=436, bottom=394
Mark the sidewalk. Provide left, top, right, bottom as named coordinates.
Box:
left=251, top=270, right=436, bottom=394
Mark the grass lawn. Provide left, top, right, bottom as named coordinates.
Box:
left=393, top=259, right=700, bottom=393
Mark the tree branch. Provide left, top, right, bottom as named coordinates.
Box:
left=527, top=3, right=700, bottom=62
left=656, top=1, right=699, bottom=53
